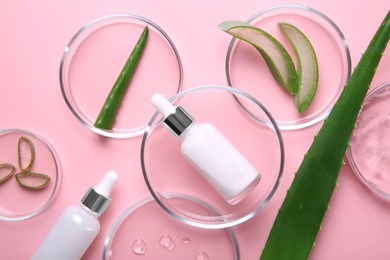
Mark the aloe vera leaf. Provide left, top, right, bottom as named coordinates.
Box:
left=219, top=20, right=299, bottom=94
left=279, top=22, right=319, bottom=113
left=15, top=172, right=51, bottom=190
left=94, top=26, right=149, bottom=130
left=261, top=11, right=390, bottom=260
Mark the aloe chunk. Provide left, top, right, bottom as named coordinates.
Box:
left=15, top=172, right=51, bottom=190
left=18, top=136, right=35, bottom=172
left=0, top=163, right=16, bottom=185
left=279, top=22, right=319, bottom=113
left=261, top=11, right=390, bottom=260
left=219, top=20, right=299, bottom=94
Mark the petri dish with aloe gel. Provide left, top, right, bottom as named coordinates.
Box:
left=60, top=14, right=183, bottom=138
left=347, top=82, right=390, bottom=199
left=225, top=4, right=351, bottom=130
left=0, top=129, right=61, bottom=221
left=141, top=85, right=284, bottom=228
left=103, top=194, right=240, bottom=259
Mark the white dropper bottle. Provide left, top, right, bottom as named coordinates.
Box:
left=32, top=171, right=118, bottom=260
left=152, top=94, right=261, bottom=205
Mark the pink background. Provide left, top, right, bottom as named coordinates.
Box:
left=0, top=0, right=389, bottom=259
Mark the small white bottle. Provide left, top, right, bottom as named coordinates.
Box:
left=32, top=171, right=118, bottom=260
left=152, top=94, right=260, bottom=205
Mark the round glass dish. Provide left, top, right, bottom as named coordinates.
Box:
left=60, top=14, right=183, bottom=138
left=0, top=129, right=61, bottom=221
left=347, top=82, right=390, bottom=199
left=225, top=4, right=351, bottom=130
left=141, top=85, right=284, bottom=228
left=103, top=194, right=240, bottom=259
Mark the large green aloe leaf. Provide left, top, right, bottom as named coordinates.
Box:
left=261, top=11, right=390, bottom=260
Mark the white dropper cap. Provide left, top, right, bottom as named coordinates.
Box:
left=151, top=93, right=176, bottom=118
left=94, top=170, right=118, bottom=198
left=81, top=171, right=119, bottom=215
left=151, top=93, right=194, bottom=137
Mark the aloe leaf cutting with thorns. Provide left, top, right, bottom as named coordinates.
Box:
left=261, top=11, right=390, bottom=260
left=94, top=26, right=149, bottom=130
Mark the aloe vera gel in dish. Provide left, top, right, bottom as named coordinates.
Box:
left=32, top=171, right=118, bottom=260
left=151, top=93, right=260, bottom=205
left=348, top=82, right=390, bottom=197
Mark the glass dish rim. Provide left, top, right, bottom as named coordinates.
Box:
left=0, top=128, right=61, bottom=221
left=59, top=13, right=183, bottom=138
left=102, top=193, right=241, bottom=259
left=224, top=4, right=352, bottom=130
left=347, top=81, right=390, bottom=199
left=140, top=84, right=285, bottom=229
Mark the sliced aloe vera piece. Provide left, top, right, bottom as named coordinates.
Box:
left=219, top=20, right=299, bottom=94
left=15, top=172, right=51, bottom=190
left=279, top=22, right=319, bottom=113
left=18, top=136, right=35, bottom=172
left=0, top=163, right=16, bottom=185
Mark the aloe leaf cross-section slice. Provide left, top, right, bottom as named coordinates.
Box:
left=0, top=163, right=16, bottom=185
left=219, top=20, right=299, bottom=94
left=279, top=22, right=319, bottom=113
left=18, top=136, right=35, bottom=172
left=15, top=172, right=51, bottom=190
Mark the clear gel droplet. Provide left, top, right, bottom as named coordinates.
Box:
left=132, top=238, right=147, bottom=255
left=196, top=251, right=210, bottom=260
left=159, top=234, right=175, bottom=252
left=182, top=237, right=191, bottom=245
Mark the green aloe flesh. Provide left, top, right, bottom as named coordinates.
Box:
left=94, top=26, right=149, bottom=130
left=261, top=11, right=390, bottom=260
left=279, top=22, right=319, bottom=113
left=219, top=20, right=299, bottom=94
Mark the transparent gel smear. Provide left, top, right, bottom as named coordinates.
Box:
left=349, top=82, right=390, bottom=197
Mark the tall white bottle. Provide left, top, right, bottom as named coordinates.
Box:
left=152, top=94, right=260, bottom=205
left=32, top=171, right=118, bottom=260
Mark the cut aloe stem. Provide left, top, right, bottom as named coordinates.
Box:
left=18, top=136, right=35, bottom=172
left=15, top=172, right=51, bottom=190
left=279, top=22, right=319, bottom=113
left=0, top=163, right=16, bottom=185
left=219, top=20, right=299, bottom=94
left=261, top=11, right=390, bottom=260
left=94, top=26, right=149, bottom=130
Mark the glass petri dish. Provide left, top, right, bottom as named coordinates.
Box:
left=141, top=85, right=284, bottom=228
left=0, top=129, right=61, bottom=221
left=225, top=4, right=351, bottom=130
left=60, top=14, right=183, bottom=138
left=103, top=194, right=240, bottom=259
left=347, top=82, right=390, bottom=199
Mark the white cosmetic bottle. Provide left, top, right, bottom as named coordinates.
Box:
left=152, top=94, right=260, bottom=205
left=32, top=171, right=118, bottom=260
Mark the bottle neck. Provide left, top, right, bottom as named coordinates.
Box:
left=178, top=121, right=198, bottom=140
left=81, top=187, right=111, bottom=216
left=80, top=203, right=101, bottom=217
left=163, top=106, right=194, bottom=137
